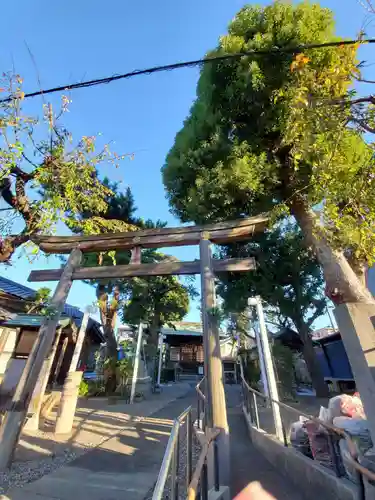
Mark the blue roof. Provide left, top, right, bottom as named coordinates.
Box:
left=2, top=314, right=72, bottom=328
left=0, top=275, right=83, bottom=320
left=162, top=328, right=203, bottom=337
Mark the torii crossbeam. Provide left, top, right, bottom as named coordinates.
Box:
left=0, top=215, right=267, bottom=476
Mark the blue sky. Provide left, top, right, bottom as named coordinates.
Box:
left=0, top=0, right=373, bottom=329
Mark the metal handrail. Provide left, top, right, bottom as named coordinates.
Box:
left=196, top=377, right=206, bottom=431
left=153, top=379, right=221, bottom=500
left=187, top=428, right=220, bottom=500
left=196, top=377, right=206, bottom=401
left=152, top=406, right=192, bottom=500
left=239, top=359, right=375, bottom=483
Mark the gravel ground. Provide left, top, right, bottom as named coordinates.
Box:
left=0, top=415, right=142, bottom=494
left=0, top=441, right=97, bottom=495
left=144, top=423, right=202, bottom=500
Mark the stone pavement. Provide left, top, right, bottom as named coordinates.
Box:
left=3, top=383, right=194, bottom=500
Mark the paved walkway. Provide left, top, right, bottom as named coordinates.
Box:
left=226, top=386, right=304, bottom=500
left=3, top=385, right=194, bottom=500
left=5, top=384, right=307, bottom=500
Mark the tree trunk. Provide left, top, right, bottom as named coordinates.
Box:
left=0, top=235, right=30, bottom=263
left=294, top=316, right=329, bottom=398
left=97, top=286, right=119, bottom=394
left=290, top=196, right=375, bottom=304
left=147, top=315, right=160, bottom=381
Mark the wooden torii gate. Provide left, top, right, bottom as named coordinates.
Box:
left=0, top=215, right=267, bottom=475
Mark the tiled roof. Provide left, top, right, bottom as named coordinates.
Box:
left=0, top=275, right=82, bottom=320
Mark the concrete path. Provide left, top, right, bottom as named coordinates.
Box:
left=5, top=384, right=307, bottom=500
left=4, top=385, right=195, bottom=500
left=226, top=385, right=305, bottom=500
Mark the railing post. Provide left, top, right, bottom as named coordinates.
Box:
left=187, top=411, right=193, bottom=489
left=171, top=423, right=179, bottom=500
left=253, top=393, right=260, bottom=429
left=197, top=397, right=201, bottom=430
left=202, top=458, right=209, bottom=500
left=213, top=439, right=220, bottom=492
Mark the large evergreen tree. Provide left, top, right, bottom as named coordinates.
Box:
left=163, top=1, right=375, bottom=306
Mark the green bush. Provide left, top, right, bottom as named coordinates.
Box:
left=79, top=380, right=89, bottom=397
left=87, top=379, right=105, bottom=397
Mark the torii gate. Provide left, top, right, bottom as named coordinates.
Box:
left=0, top=215, right=267, bottom=475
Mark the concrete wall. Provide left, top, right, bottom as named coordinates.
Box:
left=242, top=408, right=360, bottom=500
left=367, top=266, right=375, bottom=296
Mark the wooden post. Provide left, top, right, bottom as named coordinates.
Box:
left=130, top=323, right=143, bottom=404
left=0, top=248, right=82, bottom=470
left=54, top=310, right=90, bottom=434
left=68, top=310, right=90, bottom=373
left=0, top=328, right=11, bottom=356
left=52, top=336, right=69, bottom=387
left=0, top=328, right=11, bottom=384
left=199, top=236, right=230, bottom=486
left=24, top=327, right=63, bottom=431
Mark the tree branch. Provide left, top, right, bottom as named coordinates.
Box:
left=10, top=165, right=35, bottom=182
left=356, top=77, right=375, bottom=84
left=307, top=300, right=326, bottom=327
left=350, top=115, right=375, bottom=134
left=0, top=234, right=30, bottom=262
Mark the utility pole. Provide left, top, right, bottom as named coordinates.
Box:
left=247, top=304, right=269, bottom=399
left=249, top=297, right=283, bottom=442
left=199, top=236, right=230, bottom=486
left=0, top=248, right=82, bottom=470
left=130, top=323, right=143, bottom=404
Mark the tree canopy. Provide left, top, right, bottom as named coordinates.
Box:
left=0, top=73, right=131, bottom=262
left=163, top=1, right=375, bottom=303
left=121, top=274, right=193, bottom=345
left=217, top=225, right=328, bottom=395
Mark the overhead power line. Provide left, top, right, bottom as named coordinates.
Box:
left=1, top=38, right=374, bottom=103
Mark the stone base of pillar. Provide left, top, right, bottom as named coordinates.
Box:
left=41, top=391, right=61, bottom=419
left=55, top=371, right=83, bottom=435
left=134, top=376, right=152, bottom=398
left=208, top=486, right=230, bottom=500
left=359, top=448, right=375, bottom=500
left=24, top=394, right=45, bottom=431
